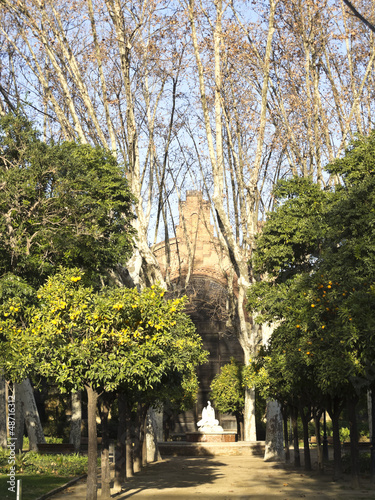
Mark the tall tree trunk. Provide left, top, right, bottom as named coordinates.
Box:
left=291, top=406, right=300, bottom=467
left=187, top=0, right=276, bottom=443
left=141, top=407, right=148, bottom=467
left=163, top=410, right=172, bottom=442
left=0, top=378, right=7, bottom=448
left=283, top=408, right=290, bottom=463
left=86, top=385, right=98, bottom=500
left=299, top=406, right=312, bottom=471
left=145, top=408, right=162, bottom=462
left=69, top=391, right=81, bottom=453
left=313, top=409, right=323, bottom=472
left=18, top=379, right=45, bottom=450
left=348, top=394, right=360, bottom=488
left=14, top=383, right=24, bottom=453
left=124, top=400, right=133, bottom=478
left=133, top=402, right=145, bottom=473
left=370, top=386, right=375, bottom=484
left=114, top=392, right=126, bottom=493
left=99, top=398, right=111, bottom=499
left=142, top=418, right=147, bottom=468
left=244, top=386, right=257, bottom=441
left=235, top=412, right=244, bottom=442
left=327, top=396, right=343, bottom=481
left=243, top=346, right=257, bottom=441
left=264, top=400, right=285, bottom=461
left=368, top=389, right=373, bottom=444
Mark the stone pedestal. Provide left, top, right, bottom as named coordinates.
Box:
left=186, top=432, right=236, bottom=443
left=159, top=440, right=265, bottom=457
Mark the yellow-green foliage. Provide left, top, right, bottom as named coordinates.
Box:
left=3, top=268, right=208, bottom=400
left=210, top=358, right=245, bottom=415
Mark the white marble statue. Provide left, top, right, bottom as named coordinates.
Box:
left=197, top=401, right=224, bottom=433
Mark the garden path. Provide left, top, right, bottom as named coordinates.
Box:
left=48, top=452, right=375, bottom=499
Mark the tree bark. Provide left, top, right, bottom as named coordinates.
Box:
left=140, top=405, right=150, bottom=468
left=133, top=402, right=146, bottom=473
left=264, top=400, right=285, bottom=461
left=124, top=400, right=133, bottom=478
left=145, top=408, right=162, bottom=462
left=0, top=378, right=7, bottom=448
left=69, top=391, right=81, bottom=453
left=368, top=389, right=373, bottom=444
left=348, top=394, right=360, bottom=488
left=114, top=392, right=126, bottom=493
left=142, top=415, right=147, bottom=468
left=299, top=406, right=312, bottom=471
left=291, top=406, right=300, bottom=467
left=86, top=385, right=98, bottom=500
left=99, top=398, right=111, bottom=499
left=283, top=409, right=290, bottom=463
left=244, top=386, right=257, bottom=441
left=235, top=412, right=244, bottom=442
left=342, top=0, right=375, bottom=34
left=370, top=387, right=375, bottom=484
left=327, top=397, right=343, bottom=481
left=313, top=409, right=323, bottom=473
left=18, top=379, right=45, bottom=451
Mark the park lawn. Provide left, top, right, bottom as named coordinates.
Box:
left=0, top=474, right=73, bottom=500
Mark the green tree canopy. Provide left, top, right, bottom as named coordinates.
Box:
left=248, top=130, right=375, bottom=404
left=1, top=267, right=208, bottom=499
left=210, top=358, right=245, bottom=439
left=3, top=268, right=207, bottom=393
left=210, top=358, right=245, bottom=416
left=0, top=113, right=135, bottom=288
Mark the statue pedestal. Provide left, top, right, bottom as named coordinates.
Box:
left=186, top=431, right=237, bottom=443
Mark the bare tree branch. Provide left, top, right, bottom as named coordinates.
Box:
left=343, top=0, right=375, bottom=34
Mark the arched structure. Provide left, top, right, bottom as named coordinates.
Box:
left=153, top=191, right=243, bottom=433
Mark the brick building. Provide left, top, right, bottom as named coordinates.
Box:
left=153, top=191, right=243, bottom=433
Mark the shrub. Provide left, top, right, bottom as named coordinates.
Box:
left=342, top=452, right=371, bottom=473
left=0, top=449, right=88, bottom=476
left=339, top=427, right=350, bottom=443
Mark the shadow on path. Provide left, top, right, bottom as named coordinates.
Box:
left=49, top=453, right=375, bottom=499
left=117, top=457, right=224, bottom=498
left=114, top=455, right=375, bottom=500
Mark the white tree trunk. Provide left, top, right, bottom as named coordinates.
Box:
left=244, top=387, right=257, bottom=442
left=0, top=378, right=7, bottom=448
left=187, top=0, right=276, bottom=442
left=264, top=400, right=285, bottom=462
left=69, top=391, right=82, bottom=453
left=153, top=408, right=164, bottom=443
left=18, top=379, right=45, bottom=451
left=146, top=408, right=162, bottom=463
left=262, top=323, right=284, bottom=458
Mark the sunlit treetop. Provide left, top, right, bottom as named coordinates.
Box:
left=3, top=268, right=208, bottom=395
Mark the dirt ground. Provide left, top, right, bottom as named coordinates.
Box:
left=48, top=452, right=375, bottom=500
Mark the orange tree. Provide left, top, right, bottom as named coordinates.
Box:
left=210, top=359, right=245, bottom=440
left=248, top=138, right=375, bottom=481
left=248, top=270, right=363, bottom=475
left=0, top=112, right=136, bottom=459
left=4, top=268, right=207, bottom=500
left=320, top=132, right=375, bottom=482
